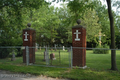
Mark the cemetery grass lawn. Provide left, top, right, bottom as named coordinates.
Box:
left=0, top=50, right=120, bottom=80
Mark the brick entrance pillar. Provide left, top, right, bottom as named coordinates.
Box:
left=72, top=19, right=86, bottom=67
left=23, top=23, right=36, bottom=64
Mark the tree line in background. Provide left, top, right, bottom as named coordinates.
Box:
left=0, top=0, right=120, bottom=48
left=0, top=0, right=119, bottom=47
left=0, top=1, right=120, bottom=54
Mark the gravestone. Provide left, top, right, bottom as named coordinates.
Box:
left=50, top=53, right=56, bottom=60
left=95, top=31, right=105, bottom=46
left=23, top=23, right=36, bottom=64
left=72, top=19, right=86, bottom=68
left=39, top=46, right=41, bottom=51
left=35, top=43, right=38, bottom=51
left=11, top=51, right=16, bottom=61
left=43, top=48, right=47, bottom=61
left=67, top=48, right=70, bottom=52
left=63, top=46, right=65, bottom=51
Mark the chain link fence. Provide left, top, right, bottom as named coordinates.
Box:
left=29, top=46, right=72, bottom=68
left=0, top=46, right=120, bottom=70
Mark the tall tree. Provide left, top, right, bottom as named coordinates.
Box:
left=0, top=0, right=47, bottom=58
left=81, top=9, right=101, bottom=43
left=106, top=0, right=118, bottom=70
left=93, top=1, right=111, bottom=45
left=23, top=4, right=60, bottom=46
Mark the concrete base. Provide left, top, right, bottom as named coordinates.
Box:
left=52, top=58, right=56, bottom=60
left=73, top=65, right=87, bottom=69
left=29, top=63, right=33, bottom=65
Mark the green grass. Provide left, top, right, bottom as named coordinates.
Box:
left=0, top=50, right=120, bottom=80
left=86, top=50, right=120, bottom=70
left=35, top=49, right=71, bottom=67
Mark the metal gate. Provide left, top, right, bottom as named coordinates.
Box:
left=26, top=46, right=72, bottom=68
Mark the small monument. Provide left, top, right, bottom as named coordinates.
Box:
left=95, top=30, right=105, bottom=46
left=72, top=19, right=86, bottom=68
left=11, top=50, right=16, bottom=61
left=63, top=46, right=65, bottom=51
left=50, top=53, right=56, bottom=60
left=43, top=48, right=47, bottom=61
left=35, top=43, right=38, bottom=51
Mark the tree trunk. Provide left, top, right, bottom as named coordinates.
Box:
left=106, top=0, right=118, bottom=70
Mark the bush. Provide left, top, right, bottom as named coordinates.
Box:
left=93, top=44, right=109, bottom=54
left=8, top=48, right=23, bottom=57
left=0, top=48, right=11, bottom=59
left=16, top=48, right=23, bottom=57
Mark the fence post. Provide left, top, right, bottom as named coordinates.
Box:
left=46, top=46, right=49, bottom=66
left=69, top=47, right=70, bottom=68
left=71, top=46, right=73, bottom=69
left=26, top=46, right=29, bottom=66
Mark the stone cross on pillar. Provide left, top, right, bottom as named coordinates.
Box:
left=24, top=32, right=29, bottom=41
left=74, top=30, right=81, bottom=41
left=72, top=19, right=86, bottom=68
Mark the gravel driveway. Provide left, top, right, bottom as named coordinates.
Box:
left=0, top=70, right=70, bottom=80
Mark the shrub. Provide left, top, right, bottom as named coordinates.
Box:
left=93, top=44, right=109, bottom=54
left=16, top=48, right=23, bottom=57
left=0, top=48, right=11, bottom=59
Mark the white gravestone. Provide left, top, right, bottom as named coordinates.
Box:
left=63, top=46, right=65, bottom=51
left=74, top=30, right=81, bottom=41
left=35, top=43, right=38, bottom=51
left=24, top=32, right=29, bottom=41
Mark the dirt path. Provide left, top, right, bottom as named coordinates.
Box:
left=0, top=70, right=70, bottom=80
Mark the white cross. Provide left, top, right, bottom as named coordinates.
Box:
left=74, top=30, right=81, bottom=41
left=24, top=32, right=29, bottom=41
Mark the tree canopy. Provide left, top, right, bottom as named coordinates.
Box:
left=0, top=0, right=120, bottom=59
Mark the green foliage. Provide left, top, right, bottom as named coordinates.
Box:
left=22, top=4, right=61, bottom=46
left=67, top=0, right=119, bottom=47
left=0, top=0, right=47, bottom=58
left=54, top=4, right=72, bottom=44
left=0, top=0, right=47, bottom=47
left=0, top=48, right=12, bottom=59
left=94, top=1, right=111, bottom=44
left=0, top=0, right=119, bottom=47
left=16, top=48, right=23, bottom=57
left=93, top=44, right=109, bottom=54
left=68, top=0, right=95, bottom=20
left=56, top=2, right=101, bottom=44
left=81, top=9, right=101, bottom=42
